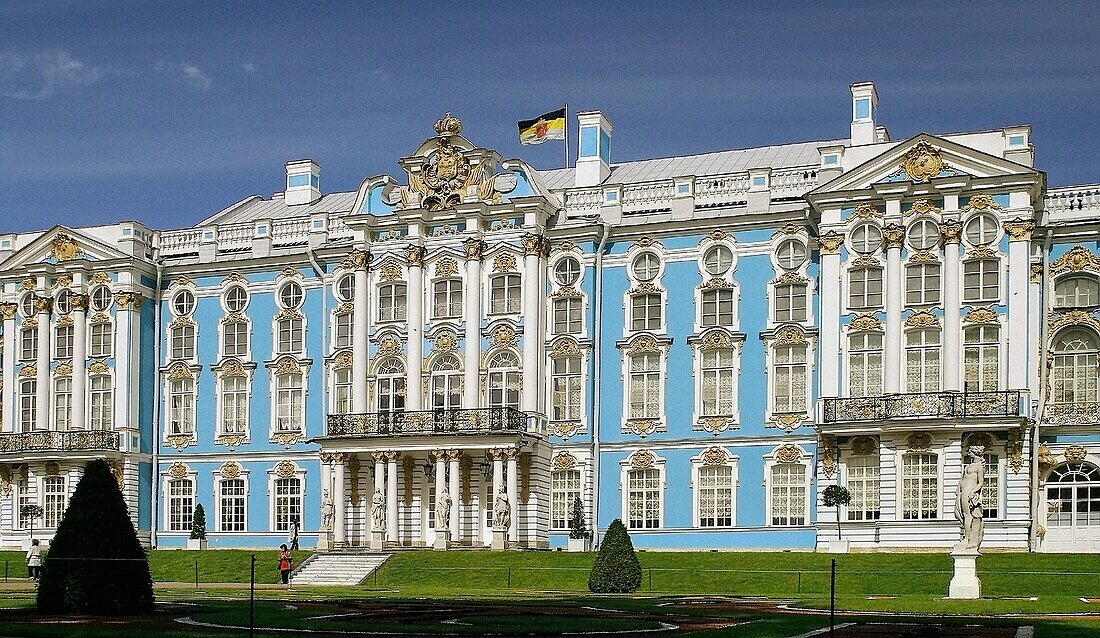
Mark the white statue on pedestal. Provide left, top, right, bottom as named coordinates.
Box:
left=371, top=489, right=386, bottom=531
left=954, top=445, right=985, bottom=551
left=494, top=489, right=511, bottom=531
left=436, top=487, right=452, bottom=529
left=320, top=489, right=335, bottom=532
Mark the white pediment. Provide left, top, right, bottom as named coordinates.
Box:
left=0, top=226, right=131, bottom=271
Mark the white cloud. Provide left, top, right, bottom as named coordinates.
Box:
left=242, top=63, right=257, bottom=73
left=156, top=60, right=212, bottom=91
left=0, top=50, right=103, bottom=99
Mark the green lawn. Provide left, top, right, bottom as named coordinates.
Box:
left=0, top=549, right=312, bottom=584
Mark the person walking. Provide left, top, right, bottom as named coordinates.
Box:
left=277, top=544, right=293, bottom=585
left=26, top=539, right=41, bottom=579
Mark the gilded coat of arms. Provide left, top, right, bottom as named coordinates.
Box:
left=901, top=141, right=945, bottom=182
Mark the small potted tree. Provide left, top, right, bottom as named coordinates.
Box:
left=822, top=485, right=852, bottom=553
left=21, top=504, right=44, bottom=549
left=567, top=495, right=590, bottom=552
left=187, top=503, right=208, bottom=550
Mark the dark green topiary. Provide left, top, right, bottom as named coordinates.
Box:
left=587, top=519, right=642, bottom=593
left=190, top=503, right=206, bottom=540
left=822, top=484, right=852, bottom=540
left=568, top=495, right=589, bottom=540
left=37, top=459, right=154, bottom=615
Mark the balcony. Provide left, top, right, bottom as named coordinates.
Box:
left=326, top=407, right=531, bottom=438
left=1045, top=402, right=1100, bottom=426
left=0, top=430, right=121, bottom=454
left=822, top=391, right=1024, bottom=424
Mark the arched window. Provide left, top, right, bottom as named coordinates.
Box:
left=489, top=274, right=522, bottom=314
left=1052, top=329, right=1100, bottom=404
left=430, top=355, right=462, bottom=410
left=773, top=345, right=807, bottom=412
left=963, top=259, right=1000, bottom=303
left=701, top=289, right=735, bottom=327
left=487, top=351, right=521, bottom=410
left=1054, top=275, right=1100, bottom=310
left=848, top=332, right=883, bottom=397
left=905, top=329, right=941, bottom=393
left=1046, top=462, right=1100, bottom=528
left=774, top=283, right=808, bottom=322
left=377, top=358, right=406, bottom=413
left=168, top=478, right=194, bottom=532
left=432, top=280, right=462, bottom=318
left=379, top=283, right=407, bottom=322
left=963, top=325, right=1000, bottom=392
left=849, top=266, right=883, bottom=309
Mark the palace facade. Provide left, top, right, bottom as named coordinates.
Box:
left=2, top=82, right=1100, bottom=552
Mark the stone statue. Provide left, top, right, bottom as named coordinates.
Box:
left=320, top=489, right=335, bottom=532
left=436, top=487, right=452, bottom=529
left=954, top=445, right=986, bottom=551
left=371, top=489, right=386, bottom=531
left=494, top=489, right=511, bottom=531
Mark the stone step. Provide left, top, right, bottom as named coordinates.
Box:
left=290, top=552, right=390, bottom=586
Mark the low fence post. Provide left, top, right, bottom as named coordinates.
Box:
left=194, top=560, right=199, bottom=588
left=249, top=554, right=256, bottom=638
left=797, top=570, right=801, bottom=594
left=830, top=559, right=836, bottom=637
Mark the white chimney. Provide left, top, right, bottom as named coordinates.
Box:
left=849, top=82, right=878, bottom=146
left=284, top=159, right=321, bottom=206
left=575, top=110, right=613, bottom=187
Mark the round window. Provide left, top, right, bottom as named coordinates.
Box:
left=850, top=224, right=882, bottom=254
left=776, top=240, right=808, bottom=269
left=703, top=245, right=733, bottom=275
left=632, top=253, right=660, bottom=282
left=19, top=294, right=36, bottom=318
left=336, top=275, right=355, bottom=302
left=54, top=290, right=72, bottom=315
left=225, top=286, right=248, bottom=312
left=964, top=214, right=999, bottom=246
left=554, top=256, right=582, bottom=286
left=172, top=290, right=196, bottom=316
left=907, top=219, right=940, bottom=251
left=89, top=285, right=112, bottom=312
left=279, top=281, right=304, bottom=309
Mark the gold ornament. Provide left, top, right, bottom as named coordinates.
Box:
left=220, top=461, right=242, bottom=479
left=818, top=231, right=844, bottom=255
left=89, top=361, right=111, bottom=375
left=962, top=193, right=1002, bottom=212
left=906, top=432, right=933, bottom=452
left=434, top=112, right=463, bottom=136
left=882, top=224, right=905, bottom=249
left=774, top=444, right=801, bottom=464
left=849, top=315, right=883, bottom=332
left=553, top=452, right=578, bottom=470
left=1038, top=443, right=1055, bottom=468
left=434, top=257, right=459, bottom=278
left=940, top=220, right=963, bottom=244
left=701, top=446, right=729, bottom=467
left=493, top=252, right=518, bottom=273
left=852, top=203, right=882, bottom=219
left=168, top=462, right=190, bottom=479
left=1003, top=218, right=1035, bottom=242
left=904, top=310, right=940, bottom=328
left=492, top=324, right=518, bottom=348
left=275, top=460, right=297, bottom=479
left=629, top=449, right=657, bottom=469
left=274, top=358, right=302, bottom=375
left=340, top=250, right=370, bottom=271
left=405, top=245, right=427, bottom=267
left=1050, top=246, right=1100, bottom=275
left=901, top=141, right=945, bottom=182
left=521, top=234, right=545, bottom=256
left=851, top=436, right=877, bottom=456
left=819, top=434, right=836, bottom=478
left=51, top=233, right=81, bottom=261
left=962, top=306, right=999, bottom=325
left=1065, top=445, right=1088, bottom=463
left=463, top=238, right=485, bottom=261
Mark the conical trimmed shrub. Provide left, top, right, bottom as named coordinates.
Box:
left=587, top=518, right=642, bottom=593
left=190, top=503, right=206, bottom=540
left=37, top=459, right=154, bottom=614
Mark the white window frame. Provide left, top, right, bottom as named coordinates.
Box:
left=620, top=453, right=666, bottom=530
left=486, top=350, right=521, bottom=410
left=54, top=323, right=74, bottom=360
left=550, top=467, right=583, bottom=530
left=333, top=310, right=352, bottom=350
left=905, top=262, right=942, bottom=306
left=268, top=464, right=306, bottom=533
left=53, top=376, right=73, bottom=430
left=432, top=279, right=463, bottom=319
left=551, top=297, right=583, bottom=335
left=375, top=357, right=407, bottom=413
left=274, top=313, right=305, bottom=356
left=430, top=354, right=463, bottom=410
left=19, top=378, right=36, bottom=432
left=489, top=273, right=522, bottom=315
left=847, top=265, right=884, bottom=311
left=691, top=450, right=738, bottom=528
left=89, top=373, right=113, bottom=430
left=1052, top=328, right=1100, bottom=405
left=963, top=324, right=1001, bottom=392
left=773, top=282, right=808, bottom=323
left=167, top=375, right=197, bottom=438
left=626, top=352, right=663, bottom=420
left=90, top=320, right=114, bottom=358
left=42, top=475, right=68, bottom=529
left=165, top=475, right=196, bottom=533
left=694, top=343, right=740, bottom=424
left=1054, top=274, right=1100, bottom=310
left=700, top=288, right=736, bottom=328
left=899, top=449, right=941, bottom=520
left=764, top=446, right=810, bottom=527
left=962, top=258, right=1001, bottom=304
left=845, top=330, right=884, bottom=398
left=272, top=368, right=306, bottom=434
left=221, top=318, right=251, bottom=359
left=217, top=370, right=251, bottom=438
left=216, top=472, right=249, bottom=533
left=332, top=367, right=353, bottom=415
left=630, top=293, right=663, bottom=331
left=844, top=452, right=881, bottom=521
left=378, top=282, right=408, bottom=323
left=904, top=328, right=942, bottom=393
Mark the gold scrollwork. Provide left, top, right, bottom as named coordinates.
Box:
left=851, top=436, right=878, bottom=456
left=851, top=203, right=882, bottom=219
left=463, top=238, right=486, bottom=261
left=906, top=432, right=933, bottom=452
left=700, top=446, right=729, bottom=467
left=434, top=257, right=459, bottom=278
left=405, top=245, right=427, bottom=268
left=882, top=224, right=905, bottom=249
left=901, top=141, right=945, bottom=182
left=962, top=193, right=1002, bottom=212
left=818, top=231, right=844, bottom=255
left=1050, top=246, right=1100, bottom=275
left=493, top=252, right=518, bottom=273
left=963, top=306, right=999, bottom=325
left=51, top=233, right=81, bottom=261
left=907, top=198, right=942, bottom=217
left=939, top=219, right=963, bottom=244
left=1065, top=445, right=1088, bottom=463
left=628, top=449, right=657, bottom=470
left=774, top=444, right=801, bottom=464
left=1003, top=218, right=1035, bottom=242
left=553, top=452, right=578, bottom=471
left=904, top=310, right=940, bottom=328
left=849, top=315, right=883, bottom=332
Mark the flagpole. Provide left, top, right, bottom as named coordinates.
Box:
left=564, top=103, right=569, bottom=169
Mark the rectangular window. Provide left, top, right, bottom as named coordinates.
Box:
left=698, top=465, right=734, bottom=527
left=551, top=469, right=581, bottom=530
left=54, top=377, right=72, bottom=429
left=701, top=290, right=735, bottom=327
left=89, top=376, right=113, bottom=430
left=378, top=284, right=407, bottom=322
left=276, top=373, right=304, bottom=432
left=552, top=298, right=582, bottom=335
left=964, top=326, right=1000, bottom=392
left=488, top=369, right=521, bottom=410
left=20, top=328, right=37, bottom=362
left=170, top=378, right=195, bottom=435
left=333, top=369, right=352, bottom=415
left=905, top=263, right=941, bottom=306
left=334, top=312, right=352, bottom=348
left=700, top=349, right=735, bottom=417
left=846, top=454, right=881, bottom=521
left=770, top=463, right=807, bottom=526
left=168, top=479, right=194, bottom=532
left=433, top=280, right=462, bottom=318
left=17, top=479, right=33, bottom=529
left=274, top=477, right=302, bottom=532
left=90, top=322, right=113, bottom=358
left=848, top=332, right=884, bottom=397
left=774, top=345, right=807, bottom=412
left=223, top=321, right=248, bottom=357
left=551, top=356, right=582, bottom=421
left=277, top=317, right=304, bottom=355
left=848, top=267, right=883, bottom=309
left=54, top=325, right=74, bottom=359
left=221, top=376, right=248, bottom=434
left=963, top=260, right=1000, bottom=303
left=629, top=353, right=661, bottom=419
left=490, top=274, right=521, bottom=314
left=20, top=379, right=36, bottom=431
left=982, top=452, right=1000, bottom=519
left=627, top=468, right=661, bottom=529
left=43, top=476, right=67, bottom=528
left=631, top=294, right=662, bottom=331
left=905, top=330, right=941, bottom=393
left=774, top=284, right=808, bottom=322
left=219, top=479, right=247, bottom=532
left=171, top=325, right=195, bottom=360
left=378, top=373, right=407, bottom=413
left=902, top=453, right=939, bottom=519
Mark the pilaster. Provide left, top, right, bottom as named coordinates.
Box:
left=818, top=232, right=843, bottom=397
left=941, top=207, right=963, bottom=392
left=520, top=234, right=543, bottom=414
left=70, top=292, right=88, bottom=429
left=351, top=250, right=370, bottom=413
left=882, top=220, right=904, bottom=394
left=406, top=245, right=426, bottom=410
left=1005, top=218, right=1035, bottom=390
left=34, top=294, right=50, bottom=431
left=462, top=239, right=484, bottom=409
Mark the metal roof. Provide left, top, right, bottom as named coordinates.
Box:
left=200, top=191, right=358, bottom=226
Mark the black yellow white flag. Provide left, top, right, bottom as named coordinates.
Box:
left=518, top=107, right=566, bottom=145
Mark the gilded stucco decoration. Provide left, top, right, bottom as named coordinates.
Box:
left=493, top=252, right=518, bottom=273
left=1048, top=310, right=1100, bottom=333
left=695, top=330, right=740, bottom=351
left=53, top=275, right=73, bottom=290
left=630, top=282, right=660, bottom=294
left=405, top=245, right=427, bottom=268
left=1050, top=246, right=1100, bottom=275
left=333, top=351, right=354, bottom=370
left=817, top=231, right=844, bottom=255
left=819, top=434, right=837, bottom=478
left=519, top=453, right=532, bottom=502
left=552, top=285, right=582, bottom=298
left=1003, top=218, right=1035, bottom=242
left=1007, top=428, right=1025, bottom=473
left=19, top=366, right=37, bottom=378
left=1065, top=445, right=1088, bottom=463
left=114, top=292, right=144, bottom=311
left=521, top=233, right=545, bottom=256
left=89, top=312, right=111, bottom=325
left=20, top=278, right=36, bottom=291
left=219, top=359, right=248, bottom=378
left=54, top=362, right=73, bottom=377
left=549, top=421, right=580, bottom=439
left=851, top=203, right=882, bottom=219
left=463, top=238, right=486, bottom=261
left=772, top=272, right=810, bottom=285
left=767, top=325, right=809, bottom=347
left=89, top=272, right=112, bottom=285
left=907, top=250, right=939, bottom=265
left=705, top=229, right=729, bottom=242
left=220, top=461, right=242, bottom=479
left=222, top=273, right=247, bottom=286
left=272, top=431, right=305, bottom=447
left=378, top=259, right=403, bottom=281
left=402, top=455, right=414, bottom=506
left=435, top=257, right=459, bottom=278
left=628, top=449, right=657, bottom=470
left=1038, top=443, right=1055, bottom=468
left=634, top=236, right=656, bottom=249
left=901, top=141, right=945, bottom=182
left=774, top=444, right=801, bottom=464
left=962, top=193, right=1002, bottom=212
left=279, top=267, right=302, bottom=280
left=215, top=434, right=247, bottom=450
left=377, top=334, right=403, bottom=356
left=698, top=417, right=736, bottom=435
left=963, top=306, right=1000, bottom=325
left=0, top=302, right=16, bottom=320
left=45, top=462, right=61, bottom=477
left=432, top=331, right=459, bottom=355
left=108, top=460, right=124, bottom=487
left=966, top=246, right=997, bottom=260
left=333, top=301, right=354, bottom=316
left=773, top=413, right=805, bottom=432
left=882, top=224, right=905, bottom=249
left=701, top=277, right=735, bottom=290
left=849, top=315, right=883, bottom=332
left=274, top=358, right=302, bottom=375
left=0, top=465, right=10, bottom=496
left=491, top=324, right=519, bottom=349
left=70, top=293, right=88, bottom=312
left=276, top=308, right=304, bottom=321
left=939, top=219, right=963, bottom=244
left=1031, top=263, right=1044, bottom=283
left=31, top=295, right=52, bottom=314
left=851, top=436, right=878, bottom=456
left=700, top=446, right=729, bottom=467
left=907, top=198, right=942, bottom=218
left=340, top=250, right=370, bottom=271
left=550, top=337, right=584, bottom=357
left=51, top=233, right=82, bottom=261
left=403, top=114, right=501, bottom=211
left=553, top=451, right=578, bottom=471
left=275, top=460, right=297, bottom=479
left=904, top=310, right=940, bottom=328
left=906, top=432, right=933, bottom=452
left=779, top=223, right=803, bottom=236
left=55, top=315, right=74, bottom=328
left=170, top=275, right=195, bottom=289
left=89, top=361, right=111, bottom=375
left=22, top=317, right=38, bottom=330
left=622, top=334, right=663, bottom=355
left=625, top=419, right=659, bottom=437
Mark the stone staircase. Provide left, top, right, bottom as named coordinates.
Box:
left=290, top=551, right=390, bottom=586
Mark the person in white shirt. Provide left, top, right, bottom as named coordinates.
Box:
left=26, top=539, right=42, bottom=579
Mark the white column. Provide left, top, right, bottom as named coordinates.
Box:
left=520, top=234, right=543, bottom=414
left=352, top=253, right=370, bottom=413
left=448, top=450, right=461, bottom=539
left=883, top=223, right=904, bottom=394
left=942, top=212, right=963, bottom=392
left=113, top=293, right=141, bottom=436
left=463, top=239, right=483, bottom=408
left=319, top=459, right=333, bottom=537
left=35, top=295, right=50, bottom=431
left=372, top=452, right=386, bottom=532
left=505, top=448, right=518, bottom=543
left=1, top=306, right=15, bottom=433
left=406, top=246, right=426, bottom=411
left=1006, top=219, right=1034, bottom=390
left=385, top=452, right=398, bottom=542
left=333, top=455, right=347, bottom=546
left=818, top=233, right=843, bottom=397
left=492, top=448, right=504, bottom=501
left=70, top=293, right=88, bottom=430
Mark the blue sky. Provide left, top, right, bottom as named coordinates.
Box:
left=1, top=1, right=1097, bottom=233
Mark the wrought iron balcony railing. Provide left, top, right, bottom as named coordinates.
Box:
left=1045, top=402, right=1100, bottom=426
left=327, top=407, right=529, bottom=438
left=822, top=391, right=1023, bottom=424
left=0, top=430, right=121, bottom=453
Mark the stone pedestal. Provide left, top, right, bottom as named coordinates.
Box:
left=827, top=539, right=850, bottom=554
left=434, top=529, right=451, bottom=551
left=948, top=549, right=981, bottom=599
left=371, top=530, right=386, bottom=551
left=567, top=537, right=590, bottom=553
left=492, top=529, right=507, bottom=551
left=186, top=538, right=208, bottom=551
left=316, top=532, right=333, bottom=551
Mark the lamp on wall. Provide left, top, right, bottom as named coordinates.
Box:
left=478, top=460, right=492, bottom=479
left=422, top=460, right=435, bottom=479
